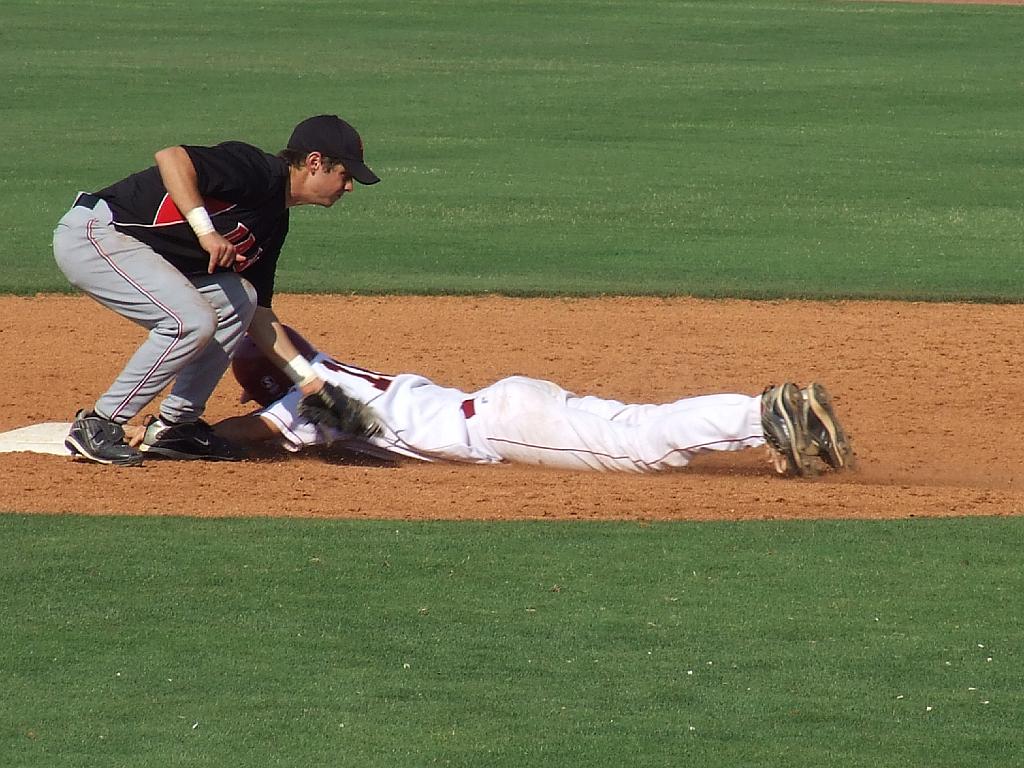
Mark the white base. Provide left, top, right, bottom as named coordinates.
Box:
left=0, top=422, right=74, bottom=455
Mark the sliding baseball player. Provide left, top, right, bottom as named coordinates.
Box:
left=220, top=327, right=853, bottom=476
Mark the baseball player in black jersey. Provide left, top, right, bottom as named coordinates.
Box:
left=53, top=115, right=379, bottom=466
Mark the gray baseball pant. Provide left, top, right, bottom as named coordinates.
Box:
left=53, top=196, right=257, bottom=425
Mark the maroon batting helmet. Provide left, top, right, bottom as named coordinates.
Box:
left=231, top=326, right=319, bottom=407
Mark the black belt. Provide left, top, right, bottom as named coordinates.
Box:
left=460, top=398, right=476, bottom=419
left=74, top=192, right=103, bottom=210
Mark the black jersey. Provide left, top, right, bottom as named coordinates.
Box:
left=94, top=141, right=290, bottom=307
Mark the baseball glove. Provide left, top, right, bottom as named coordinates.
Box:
left=297, top=382, right=382, bottom=439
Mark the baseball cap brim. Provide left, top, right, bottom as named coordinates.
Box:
left=344, top=158, right=380, bottom=185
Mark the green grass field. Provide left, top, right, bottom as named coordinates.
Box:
left=3, top=515, right=1023, bottom=768
left=2, top=1, right=1023, bottom=766
left=3, top=0, right=1024, bottom=298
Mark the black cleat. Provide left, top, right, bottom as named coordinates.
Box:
left=65, top=410, right=144, bottom=467
left=139, top=417, right=243, bottom=461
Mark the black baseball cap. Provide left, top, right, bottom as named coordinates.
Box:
left=287, top=115, right=380, bottom=185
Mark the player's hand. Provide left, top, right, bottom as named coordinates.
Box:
left=199, top=231, right=245, bottom=273
left=123, top=423, right=145, bottom=448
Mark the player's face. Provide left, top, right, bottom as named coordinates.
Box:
left=309, top=163, right=354, bottom=207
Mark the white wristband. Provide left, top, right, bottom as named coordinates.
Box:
left=185, top=206, right=215, bottom=237
left=282, top=354, right=317, bottom=385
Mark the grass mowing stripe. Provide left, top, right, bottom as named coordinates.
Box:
left=2, top=514, right=1021, bottom=767
left=3, top=0, right=1024, bottom=298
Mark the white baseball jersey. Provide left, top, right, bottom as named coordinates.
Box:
left=259, top=353, right=767, bottom=473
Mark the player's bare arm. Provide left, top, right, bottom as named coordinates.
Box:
left=153, top=146, right=243, bottom=274
left=247, top=307, right=325, bottom=396
left=125, top=413, right=279, bottom=452
left=213, top=413, right=281, bottom=446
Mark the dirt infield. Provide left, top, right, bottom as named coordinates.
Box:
left=0, top=294, right=1020, bottom=521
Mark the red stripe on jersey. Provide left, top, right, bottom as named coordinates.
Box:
left=320, top=358, right=395, bottom=392
left=152, top=194, right=236, bottom=226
